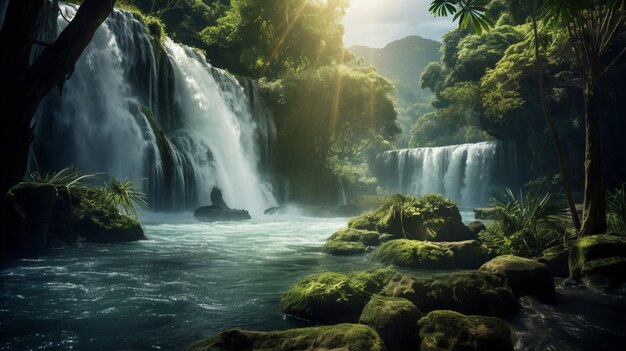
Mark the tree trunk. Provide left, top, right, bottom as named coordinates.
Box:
left=580, top=77, right=606, bottom=235
left=0, top=0, right=116, bottom=197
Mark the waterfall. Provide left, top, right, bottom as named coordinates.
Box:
left=29, top=3, right=277, bottom=215
left=376, top=141, right=518, bottom=207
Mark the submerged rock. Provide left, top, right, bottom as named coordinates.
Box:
left=569, top=234, right=626, bottom=287
left=358, top=295, right=421, bottom=351
left=184, top=324, right=386, bottom=351
left=374, top=239, right=488, bottom=269
left=480, top=255, right=555, bottom=302
left=72, top=209, right=146, bottom=243
left=194, top=187, right=251, bottom=222
left=280, top=268, right=396, bottom=323
left=383, top=271, right=520, bottom=318
left=348, top=194, right=473, bottom=241
left=323, top=228, right=380, bottom=256
left=418, top=310, right=514, bottom=351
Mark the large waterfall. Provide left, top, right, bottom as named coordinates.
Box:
left=29, top=4, right=276, bottom=215
left=376, top=141, right=518, bottom=207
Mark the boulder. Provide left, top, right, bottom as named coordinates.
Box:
left=328, top=228, right=380, bottom=246
left=418, top=310, right=514, bottom=351
left=569, top=234, right=626, bottom=287
left=359, top=295, right=421, bottom=351
left=348, top=194, right=473, bottom=241
left=195, top=187, right=251, bottom=222
left=374, top=239, right=488, bottom=269
left=537, top=245, right=569, bottom=278
left=184, top=324, right=386, bottom=351
left=480, top=255, right=555, bottom=302
left=280, top=268, right=396, bottom=323
left=2, top=182, right=58, bottom=259
left=72, top=209, right=146, bottom=243
left=322, top=241, right=366, bottom=255
left=383, top=271, right=519, bottom=318
left=467, top=221, right=486, bottom=236
left=473, top=208, right=496, bottom=220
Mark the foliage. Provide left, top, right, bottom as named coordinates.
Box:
left=479, top=188, right=571, bottom=256
left=429, top=0, right=495, bottom=34
left=29, top=167, right=148, bottom=218
left=606, top=184, right=626, bottom=234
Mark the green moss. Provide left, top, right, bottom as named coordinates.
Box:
left=418, top=310, right=513, bottom=351
left=328, top=228, right=380, bottom=246
left=383, top=271, right=520, bottom=318
left=185, top=323, right=386, bottom=351
left=280, top=268, right=396, bottom=323
left=569, top=234, right=626, bottom=280
left=375, top=239, right=455, bottom=269
left=580, top=256, right=626, bottom=286
left=480, top=255, right=555, bottom=302
left=359, top=295, right=421, bottom=350
left=322, top=241, right=366, bottom=255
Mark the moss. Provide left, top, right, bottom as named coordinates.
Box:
left=347, top=194, right=472, bottom=241
left=328, top=228, right=380, bottom=246
left=418, top=310, right=513, bottom=351
left=480, top=255, right=555, bottom=302
left=569, top=234, right=626, bottom=280
left=184, top=323, right=386, bottom=351
left=322, top=241, right=366, bottom=255
left=359, top=295, right=422, bottom=350
left=280, top=268, right=395, bottom=323
left=375, top=239, right=455, bottom=269
left=383, top=271, right=520, bottom=318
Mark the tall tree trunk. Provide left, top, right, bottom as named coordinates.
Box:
left=531, top=5, right=581, bottom=230
left=580, top=77, right=606, bottom=235
left=0, top=0, right=116, bottom=197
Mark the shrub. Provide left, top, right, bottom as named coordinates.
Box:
left=606, top=183, right=626, bottom=234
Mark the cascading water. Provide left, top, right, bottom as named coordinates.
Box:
left=376, top=141, right=518, bottom=207
left=30, top=3, right=276, bottom=215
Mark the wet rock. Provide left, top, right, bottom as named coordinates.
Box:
left=72, top=209, right=146, bottom=243
left=184, top=324, right=386, bottom=351
left=480, top=255, right=555, bottom=302
left=569, top=234, right=626, bottom=287
left=359, top=295, right=421, bottom=350
left=374, top=239, right=488, bottom=269
left=195, top=187, right=251, bottom=222
left=537, top=245, right=569, bottom=278
left=418, top=310, right=513, bottom=351
left=322, top=240, right=367, bottom=255
left=467, top=220, right=486, bottom=236
left=383, top=271, right=520, bottom=318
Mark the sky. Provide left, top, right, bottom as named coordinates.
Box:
left=342, top=0, right=456, bottom=48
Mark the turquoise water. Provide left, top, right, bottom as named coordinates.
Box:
left=1, top=214, right=624, bottom=350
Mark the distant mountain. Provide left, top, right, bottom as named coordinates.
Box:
left=349, top=35, right=441, bottom=146
left=349, top=35, right=441, bottom=108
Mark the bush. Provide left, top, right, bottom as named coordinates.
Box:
left=606, top=184, right=626, bottom=234
left=479, top=188, right=571, bottom=257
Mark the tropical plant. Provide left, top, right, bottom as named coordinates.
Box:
left=606, top=184, right=626, bottom=234
left=429, top=0, right=494, bottom=34
left=479, top=188, right=570, bottom=256
left=98, top=178, right=149, bottom=217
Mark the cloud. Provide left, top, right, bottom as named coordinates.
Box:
left=342, top=0, right=455, bottom=48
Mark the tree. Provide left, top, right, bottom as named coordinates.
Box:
left=0, top=0, right=117, bottom=198
left=539, top=0, right=626, bottom=235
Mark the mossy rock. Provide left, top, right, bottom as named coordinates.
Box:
left=537, top=245, right=570, bottom=278
left=72, top=209, right=146, bottom=243
left=328, top=228, right=380, bottom=246
left=375, top=239, right=455, bottom=269
left=480, top=255, right=555, bottom=302
left=569, top=234, right=626, bottom=286
left=580, top=256, right=626, bottom=287
left=280, top=269, right=396, bottom=323
left=418, top=310, right=513, bottom=351
left=374, top=239, right=488, bottom=269
left=184, top=323, right=386, bottom=351
left=383, top=271, right=520, bottom=318
left=322, top=241, right=366, bottom=255
left=347, top=194, right=473, bottom=241
left=359, top=295, right=421, bottom=351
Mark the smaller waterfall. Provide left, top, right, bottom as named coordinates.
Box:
left=376, top=141, right=518, bottom=207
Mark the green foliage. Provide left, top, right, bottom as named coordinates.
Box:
left=606, top=184, right=626, bottom=233
left=429, top=0, right=495, bottom=34
left=479, top=188, right=570, bottom=256
left=29, top=167, right=148, bottom=218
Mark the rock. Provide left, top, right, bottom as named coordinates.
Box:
left=375, top=239, right=454, bottom=269
left=374, top=239, right=488, bottom=269
left=378, top=233, right=397, bottom=243
left=383, top=271, right=520, bottom=318
left=537, top=245, right=569, bottom=278
left=473, top=208, right=496, bottom=220
left=467, top=221, right=486, bottom=236
left=328, top=228, right=380, bottom=246
left=480, top=255, right=555, bottom=302
left=72, top=209, right=146, bottom=243
left=263, top=206, right=285, bottom=215
left=417, top=310, right=514, bottom=351
left=280, top=268, right=396, bottom=323
left=347, top=194, right=474, bottom=241
left=569, top=234, right=626, bottom=287
left=194, top=205, right=251, bottom=222
left=184, top=324, right=386, bottom=351
left=2, top=182, right=58, bottom=259
left=210, top=187, right=229, bottom=210
left=358, top=295, right=421, bottom=351
left=322, top=241, right=366, bottom=255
